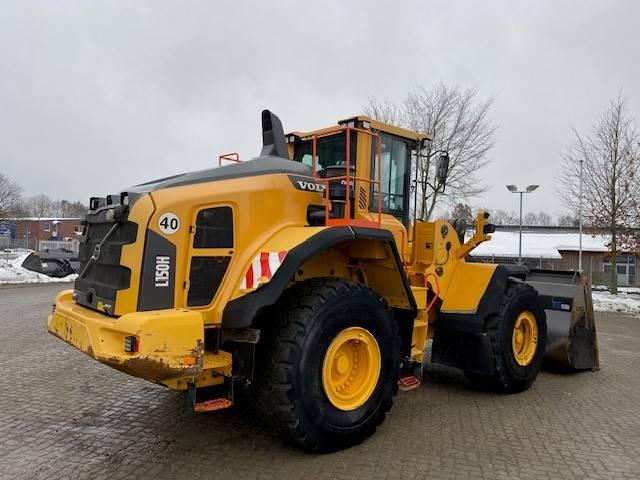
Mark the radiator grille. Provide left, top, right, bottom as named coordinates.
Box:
left=74, top=220, right=137, bottom=312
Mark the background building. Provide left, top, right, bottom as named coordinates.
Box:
left=468, top=225, right=637, bottom=287
left=0, top=218, right=83, bottom=251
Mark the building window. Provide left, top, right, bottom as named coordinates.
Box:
left=603, top=255, right=636, bottom=286
left=43, top=223, right=50, bottom=232
left=74, top=225, right=83, bottom=235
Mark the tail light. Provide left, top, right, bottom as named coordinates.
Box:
left=124, top=335, right=139, bottom=353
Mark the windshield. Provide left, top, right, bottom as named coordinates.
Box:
left=293, top=132, right=357, bottom=173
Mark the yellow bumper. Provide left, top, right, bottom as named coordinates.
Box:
left=48, top=290, right=231, bottom=390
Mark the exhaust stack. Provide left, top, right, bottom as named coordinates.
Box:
left=260, top=110, right=288, bottom=158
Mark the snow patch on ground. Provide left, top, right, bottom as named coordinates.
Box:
left=593, top=285, right=640, bottom=295
left=0, top=252, right=77, bottom=285
left=3, top=250, right=639, bottom=316
left=592, top=290, right=640, bottom=316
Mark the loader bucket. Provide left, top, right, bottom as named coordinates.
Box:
left=21, top=249, right=79, bottom=278
left=526, top=269, right=599, bottom=371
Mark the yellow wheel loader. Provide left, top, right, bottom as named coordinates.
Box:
left=48, top=110, right=599, bottom=451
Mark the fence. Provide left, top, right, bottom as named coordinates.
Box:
left=38, top=240, right=80, bottom=254
left=469, top=253, right=626, bottom=287
left=470, top=254, right=560, bottom=270
left=0, top=237, right=28, bottom=250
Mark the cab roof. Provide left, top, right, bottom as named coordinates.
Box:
left=287, top=115, right=432, bottom=143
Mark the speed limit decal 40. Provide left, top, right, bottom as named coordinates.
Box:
left=158, top=212, right=180, bottom=234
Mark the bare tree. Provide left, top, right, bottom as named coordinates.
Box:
left=0, top=173, right=22, bottom=217
left=64, top=201, right=88, bottom=218
left=364, top=97, right=403, bottom=126
left=523, top=212, right=538, bottom=226
left=537, top=211, right=553, bottom=226
left=48, top=199, right=88, bottom=218
left=557, top=214, right=579, bottom=227
left=491, top=209, right=519, bottom=225
left=449, top=202, right=473, bottom=223
left=522, top=211, right=553, bottom=227
left=524, top=211, right=552, bottom=226
left=559, top=94, right=640, bottom=293
left=26, top=194, right=53, bottom=218
left=50, top=199, right=64, bottom=217
left=365, top=83, right=496, bottom=219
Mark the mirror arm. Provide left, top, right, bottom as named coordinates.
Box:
left=425, top=180, right=446, bottom=194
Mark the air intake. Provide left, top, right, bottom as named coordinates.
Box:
left=260, top=110, right=288, bottom=158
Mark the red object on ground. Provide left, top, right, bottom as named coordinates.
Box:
left=194, top=398, right=233, bottom=413
left=398, top=375, right=421, bottom=391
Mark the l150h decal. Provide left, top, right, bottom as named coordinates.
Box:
left=138, top=230, right=176, bottom=310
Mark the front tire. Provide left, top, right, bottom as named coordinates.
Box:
left=466, top=282, right=547, bottom=393
left=253, top=279, right=401, bottom=451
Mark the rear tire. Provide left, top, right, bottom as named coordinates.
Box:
left=253, top=278, right=401, bottom=451
left=466, top=282, right=547, bottom=393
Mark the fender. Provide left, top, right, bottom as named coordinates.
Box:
left=222, top=226, right=416, bottom=329
left=431, top=264, right=526, bottom=374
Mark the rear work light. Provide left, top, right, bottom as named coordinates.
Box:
left=124, top=335, right=139, bottom=353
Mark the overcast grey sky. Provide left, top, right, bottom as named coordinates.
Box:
left=1, top=1, right=639, bottom=218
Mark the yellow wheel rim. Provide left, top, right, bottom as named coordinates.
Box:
left=512, top=311, right=539, bottom=366
left=322, top=327, right=381, bottom=411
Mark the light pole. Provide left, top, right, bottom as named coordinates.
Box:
left=578, top=159, right=583, bottom=272
left=506, top=184, right=540, bottom=265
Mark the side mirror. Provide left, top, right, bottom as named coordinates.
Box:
left=435, top=153, right=450, bottom=188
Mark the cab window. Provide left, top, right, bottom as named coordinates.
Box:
left=293, top=132, right=357, bottom=172
left=371, top=133, right=409, bottom=220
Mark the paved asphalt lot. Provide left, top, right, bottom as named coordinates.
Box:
left=1, top=283, right=639, bottom=480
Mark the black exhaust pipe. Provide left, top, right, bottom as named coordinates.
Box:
left=260, top=109, right=288, bottom=158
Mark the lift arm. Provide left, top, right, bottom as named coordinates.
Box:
left=456, top=210, right=495, bottom=259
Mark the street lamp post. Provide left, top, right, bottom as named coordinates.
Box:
left=506, top=184, right=540, bottom=265
left=578, top=158, right=583, bottom=272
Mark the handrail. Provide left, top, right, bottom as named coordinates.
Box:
left=394, top=228, right=408, bottom=266
left=424, top=272, right=440, bottom=312
left=218, top=152, right=241, bottom=167
left=311, top=126, right=383, bottom=228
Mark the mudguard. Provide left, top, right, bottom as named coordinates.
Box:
left=432, top=266, right=599, bottom=373
left=221, top=226, right=415, bottom=328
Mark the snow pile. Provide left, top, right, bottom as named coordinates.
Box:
left=593, top=285, right=640, bottom=295
left=592, top=290, right=640, bottom=316
left=0, top=252, right=77, bottom=285
left=470, top=231, right=610, bottom=259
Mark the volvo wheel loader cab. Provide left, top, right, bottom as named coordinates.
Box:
left=48, top=109, right=599, bottom=452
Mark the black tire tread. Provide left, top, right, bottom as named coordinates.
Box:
left=253, top=278, right=400, bottom=451
left=471, top=281, right=546, bottom=393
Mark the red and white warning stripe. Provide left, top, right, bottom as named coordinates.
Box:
left=240, top=251, right=287, bottom=289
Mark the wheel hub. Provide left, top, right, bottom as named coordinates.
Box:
left=512, top=311, right=538, bottom=366
left=322, top=327, right=381, bottom=411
